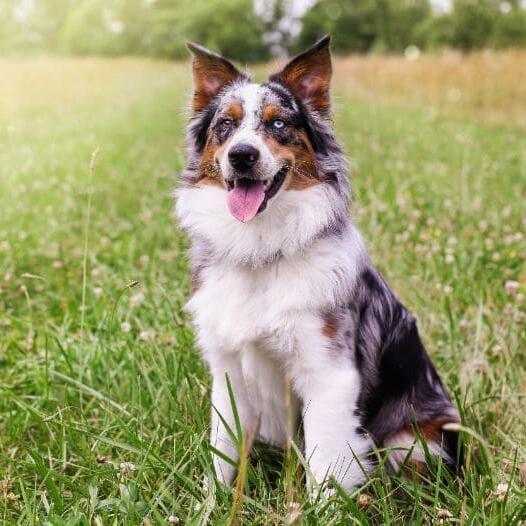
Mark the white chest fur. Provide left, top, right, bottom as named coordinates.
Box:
left=186, top=228, right=365, bottom=446
left=177, top=184, right=372, bottom=488
left=187, top=230, right=362, bottom=354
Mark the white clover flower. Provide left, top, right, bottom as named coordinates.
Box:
left=139, top=330, right=155, bottom=342
left=93, top=287, right=103, bottom=298
left=505, top=280, right=520, bottom=296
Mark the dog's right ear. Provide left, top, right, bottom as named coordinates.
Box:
left=187, top=43, right=245, bottom=112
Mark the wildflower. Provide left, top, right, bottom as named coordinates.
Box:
left=478, top=220, right=488, bottom=232
left=502, top=206, right=512, bottom=219
left=0, top=479, right=9, bottom=494
left=285, top=502, right=302, bottom=525
left=130, top=291, right=144, bottom=308
left=167, top=517, right=180, bottom=524
left=505, top=280, right=520, bottom=296
left=93, top=287, right=103, bottom=298
left=492, top=482, right=509, bottom=502
left=96, top=454, right=109, bottom=464
left=5, top=492, right=20, bottom=502
left=445, top=254, right=455, bottom=265
left=52, top=260, right=64, bottom=269
left=139, top=254, right=150, bottom=266
left=491, top=344, right=504, bottom=358
left=139, top=330, right=154, bottom=342
left=437, top=508, right=453, bottom=522
left=459, top=319, right=469, bottom=331
left=121, top=321, right=132, bottom=333
left=443, top=285, right=453, bottom=296
left=357, top=493, right=373, bottom=509
left=119, top=462, right=136, bottom=477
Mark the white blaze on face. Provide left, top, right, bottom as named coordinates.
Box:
left=218, top=83, right=281, bottom=181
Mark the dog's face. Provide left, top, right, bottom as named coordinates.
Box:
left=187, top=37, right=333, bottom=223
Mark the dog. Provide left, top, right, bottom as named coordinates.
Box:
left=175, top=35, right=461, bottom=493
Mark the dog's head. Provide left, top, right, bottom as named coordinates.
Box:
left=184, top=36, right=342, bottom=223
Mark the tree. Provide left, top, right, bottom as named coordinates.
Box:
left=147, top=0, right=270, bottom=61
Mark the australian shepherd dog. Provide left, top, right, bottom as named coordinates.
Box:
left=176, top=35, right=461, bottom=493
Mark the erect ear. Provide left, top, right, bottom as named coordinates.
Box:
left=187, top=42, right=245, bottom=112
left=269, top=35, right=332, bottom=114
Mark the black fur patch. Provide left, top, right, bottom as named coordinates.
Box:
left=189, top=101, right=219, bottom=153
left=352, top=267, right=460, bottom=469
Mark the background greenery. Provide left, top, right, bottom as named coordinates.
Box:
left=2, top=0, right=526, bottom=60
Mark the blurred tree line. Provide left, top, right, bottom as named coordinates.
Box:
left=1, top=0, right=526, bottom=60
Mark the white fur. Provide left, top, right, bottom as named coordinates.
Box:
left=385, top=430, right=453, bottom=471
left=218, top=84, right=282, bottom=181
left=176, top=177, right=373, bottom=492
left=176, top=182, right=349, bottom=266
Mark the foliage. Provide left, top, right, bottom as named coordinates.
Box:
left=297, top=0, right=526, bottom=54
left=146, top=0, right=270, bottom=61
left=2, top=0, right=526, bottom=59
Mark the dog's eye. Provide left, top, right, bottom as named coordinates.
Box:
left=272, top=119, right=285, bottom=129
left=220, top=118, right=233, bottom=128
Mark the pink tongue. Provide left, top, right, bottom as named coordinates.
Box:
left=226, top=180, right=265, bottom=222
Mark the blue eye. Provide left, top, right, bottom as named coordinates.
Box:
left=273, top=119, right=285, bottom=129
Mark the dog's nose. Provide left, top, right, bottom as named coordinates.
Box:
left=228, top=144, right=260, bottom=172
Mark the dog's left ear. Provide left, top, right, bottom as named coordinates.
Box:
left=270, top=35, right=332, bottom=114
left=187, top=42, right=245, bottom=112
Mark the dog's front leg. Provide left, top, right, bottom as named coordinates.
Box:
left=299, top=367, right=372, bottom=494
left=209, top=358, right=256, bottom=486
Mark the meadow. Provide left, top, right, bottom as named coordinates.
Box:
left=0, top=53, right=525, bottom=525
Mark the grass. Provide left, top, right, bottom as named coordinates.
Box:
left=0, top=54, right=525, bottom=525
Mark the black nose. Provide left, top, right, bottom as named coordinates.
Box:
left=228, top=144, right=260, bottom=172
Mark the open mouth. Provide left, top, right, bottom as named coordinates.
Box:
left=226, top=165, right=289, bottom=222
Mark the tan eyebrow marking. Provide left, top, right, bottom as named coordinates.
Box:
left=262, top=104, right=282, bottom=121
left=226, top=102, right=243, bottom=121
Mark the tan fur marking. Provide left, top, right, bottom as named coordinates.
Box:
left=262, top=105, right=281, bottom=122
left=196, top=137, right=225, bottom=187
left=190, top=267, right=202, bottom=293
left=227, top=102, right=243, bottom=121
left=263, top=133, right=320, bottom=191
left=322, top=311, right=339, bottom=339
left=419, top=419, right=448, bottom=442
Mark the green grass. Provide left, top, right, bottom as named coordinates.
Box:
left=0, top=58, right=525, bottom=525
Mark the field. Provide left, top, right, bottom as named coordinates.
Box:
left=1, top=53, right=525, bottom=524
